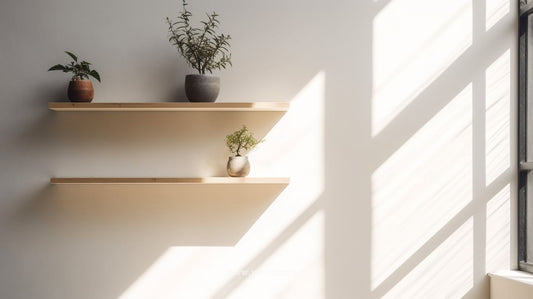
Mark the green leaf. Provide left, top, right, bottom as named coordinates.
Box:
left=48, top=64, right=65, bottom=71
left=65, top=51, right=78, bottom=62
left=89, top=70, right=101, bottom=82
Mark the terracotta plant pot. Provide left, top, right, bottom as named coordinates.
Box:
left=68, top=80, right=94, bottom=102
left=227, top=156, right=250, bottom=177
left=185, top=74, right=220, bottom=102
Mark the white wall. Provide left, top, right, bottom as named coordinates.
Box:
left=0, top=0, right=517, bottom=298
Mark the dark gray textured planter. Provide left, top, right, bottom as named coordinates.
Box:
left=185, top=74, right=220, bottom=102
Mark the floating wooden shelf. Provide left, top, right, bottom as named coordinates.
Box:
left=50, top=177, right=290, bottom=185
left=48, top=102, right=289, bottom=112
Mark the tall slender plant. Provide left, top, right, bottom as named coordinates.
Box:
left=166, top=0, right=231, bottom=75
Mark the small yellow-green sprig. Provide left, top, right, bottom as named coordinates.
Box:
left=225, top=125, right=264, bottom=156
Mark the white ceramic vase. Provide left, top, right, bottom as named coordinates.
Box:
left=227, top=156, right=250, bottom=177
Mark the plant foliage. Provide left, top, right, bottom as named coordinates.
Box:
left=166, top=0, right=231, bottom=75
left=226, top=125, right=264, bottom=156
left=48, top=51, right=101, bottom=82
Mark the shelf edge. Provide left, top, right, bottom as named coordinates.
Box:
left=50, top=177, right=291, bottom=185
left=48, top=102, right=290, bottom=112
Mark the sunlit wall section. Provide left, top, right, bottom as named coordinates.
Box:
left=485, top=49, right=511, bottom=186
left=382, top=218, right=473, bottom=299
left=228, top=71, right=326, bottom=298
left=486, top=0, right=510, bottom=31
left=245, top=70, right=325, bottom=247
left=119, top=72, right=326, bottom=298
left=249, top=71, right=325, bottom=191
left=372, top=0, right=472, bottom=136
left=120, top=247, right=234, bottom=299
left=485, top=185, right=511, bottom=273
left=371, top=84, right=473, bottom=289
left=120, top=213, right=325, bottom=299
left=225, top=212, right=325, bottom=299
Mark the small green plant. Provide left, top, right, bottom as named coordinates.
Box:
left=48, top=51, right=101, bottom=82
left=226, top=125, right=264, bottom=156
left=166, top=0, right=231, bottom=75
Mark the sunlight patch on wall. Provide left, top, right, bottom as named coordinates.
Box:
left=382, top=218, right=473, bottom=298
left=119, top=72, right=326, bottom=299
left=372, top=0, right=472, bottom=136
left=119, top=247, right=234, bottom=299
left=486, top=0, right=510, bottom=31
left=485, top=49, right=511, bottom=186
left=485, top=184, right=511, bottom=273
left=119, top=212, right=325, bottom=299
left=228, top=71, right=326, bottom=296
left=223, top=211, right=325, bottom=299
left=246, top=70, right=325, bottom=242
left=250, top=71, right=324, bottom=191
left=371, top=84, right=472, bottom=289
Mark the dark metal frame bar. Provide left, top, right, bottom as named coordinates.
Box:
left=519, top=1, right=530, bottom=271
left=522, top=1, right=533, bottom=17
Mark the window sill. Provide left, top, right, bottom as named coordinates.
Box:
left=489, top=271, right=533, bottom=298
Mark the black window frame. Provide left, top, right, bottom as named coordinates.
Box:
left=519, top=0, right=533, bottom=273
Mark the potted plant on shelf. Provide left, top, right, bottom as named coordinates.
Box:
left=225, top=125, right=264, bottom=177
left=48, top=51, right=101, bottom=102
left=166, top=0, right=231, bottom=102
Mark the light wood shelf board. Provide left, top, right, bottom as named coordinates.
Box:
left=48, top=102, right=289, bottom=112
left=50, top=177, right=290, bottom=185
